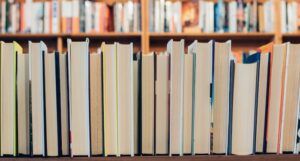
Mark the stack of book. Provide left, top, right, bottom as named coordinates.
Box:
left=149, top=0, right=275, bottom=33
left=0, top=39, right=299, bottom=157
left=0, top=0, right=141, bottom=34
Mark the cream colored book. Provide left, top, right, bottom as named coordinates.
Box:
left=68, top=39, right=90, bottom=156
left=188, top=40, right=213, bottom=154
left=59, top=52, right=70, bottom=156
left=267, top=44, right=287, bottom=154
left=133, top=53, right=140, bottom=154
left=17, top=52, right=30, bottom=155
left=282, top=43, right=300, bottom=153
left=255, top=52, right=270, bottom=153
left=212, top=41, right=231, bottom=154
left=155, top=52, right=169, bottom=155
left=232, top=62, right=258, bottom=155
left=183, top=53, right=193, bottom=154
left=90, top=51, right=103, bottom=155
left=1, top=42, right=22, bottom=156
left=102, top=43, right=118, bottom=156
left=29, top=41, right=47, bottom=156
left=117, top=43, right=134, bottom=156
left=142, top=53, right=155, bottom=154
left=44, top=52, right=59, bottom=156
left=168, top=39, right=184, bottom=156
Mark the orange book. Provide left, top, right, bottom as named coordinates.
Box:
left=61, top=1, right=72, bottom=33
left=72, top=0, right=80, bottom=33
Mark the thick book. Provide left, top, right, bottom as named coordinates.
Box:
left=212, top=41, right=231, bottom=154
left=155, top=52, right=169, bottom=155
left=44, top=52, right=61, bottom=156
left=102, top=43, right=118, bottom=156
left=141, top=53, right=155, bottom=155
left=117, top=43, right=134, bottom=156
left=68, top=39, right=90, bottom=157
left=183, top=52, right=194, bottom=154
left=1, top=42, right=22, bottom=156
left=30, top=41, right=47, bottom=156
left=282, top=43, right=300, bottom=153
left=58, top=53, right=70, bottom=156
left=168, top=39, right=184, bottom=156
left=267, top=43, right=287, bottom=154
left=255, top=51, right=270, bottom=153
left=89, top=51, right=103, bottom=155
left=188, top=40, right=213, bottom=154
left=231, top=58, right=259, bottom=155
left=17, top=52, right=30, bottom=155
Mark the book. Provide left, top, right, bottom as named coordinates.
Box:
left=255, top=52, right=270, bottom=153
left=117, top=43, right=134, bottom=156
left=89, top=51, right=103, bottom=155
left=231, top=57, right=259, bottom=155
left=133, top=53, right=141, bottom=155
left=102, top=43, right=118, bottom=156
left=141, top=53, right=155, bottom=154
left=30, top=41, right=47, bottom=156
left=1, top=41, right=22, bottom=156
left=282, top=43, right=300, bottom=153
left=155, top=52, right=169, bottom=155
left=58, top=52, right=70, bottom=156
left=182, top=0, right=199, bottom=33
left=168, top=39, right=184, bottom=156
left=188, top=40, right=213, bottom=154
left=212, top=41, right=231, bottom=154
left=44, top=52, right=61, bottom=156
left=68, top=39, right=90, bottom=157
left=17, top=52, right=30, bottom=155
left=266, top=43, right=287, bottom=154
left=183, top=52, right=194, bottom=154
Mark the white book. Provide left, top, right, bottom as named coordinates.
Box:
left=102, top=43, right=119, bottom=156
left=154, top=0, right=160, bottom=32
left=117, top=43, right=134, bottom=156
left=44, top=1, right=51, bottom=33
left=0, top=42, right=21, bottom=156
left=68, top=39, right=90, bottom=157
left=168, top=39, right=184, bottom=156
left=228, top=1, right=237, bottom=33
left=281, top=0, right=287, bottom=33
left=188, top=41, right=213, bottom=154
left=30, top=41, right=47, bottom=156
left=52, top=0, right=60, bottom=33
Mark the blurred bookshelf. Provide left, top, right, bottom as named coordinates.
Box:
left=0, top=0, right=290, bottom=54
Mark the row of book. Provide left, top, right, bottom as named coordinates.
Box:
left=0, top=0, right=141, bottom=34
left=149, top=0, right=275, bottom=33
left=0, top=39, right=300, bottom=157
left=281, top=0, right=300, bottom=33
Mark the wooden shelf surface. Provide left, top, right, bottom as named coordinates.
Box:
left=0, top=155, right=299, bottom=161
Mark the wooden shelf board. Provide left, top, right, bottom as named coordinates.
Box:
left=149, top=32, right=275, bottom=41
left=1, top=155, right=299, bottom=161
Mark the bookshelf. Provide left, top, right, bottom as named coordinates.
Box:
left=0, top=0, right=290, bottom=54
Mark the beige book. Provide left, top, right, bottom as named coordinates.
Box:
left=155, top=52, right=169, bottom=154
left=212, top=41, right=231, bottom=154
left=17, top=53, right=30, bottom=155
left=102, top=43, right=118, bottom=156
left=232, top=62, right=257, bottom=155
left=44, top=52, right=59, bottom=156
left=168, top=39, right=184, bottom=156
left=68, top=39, right=90, bottom=156
left=117, top=43, right=134, bottom=156
left=1, top=42, right=22, bottom=156
left=183, top=53, right=193, bottom=154
left=133, top=54, right=139, bottom=154
left=188, top=41, right=213, bottom=154
left=282, top=43, right=300, bottom=152
left=267, top=44, right=287, bottom=154
left=30, top=41, right=47, bottom=156
left=142, top=53, right=155, bottom=154
left=90, top=52, right=103, bottom=155
left=256, top=53, right=270, bottom=153
left=59, top=53, right=69, bottom=155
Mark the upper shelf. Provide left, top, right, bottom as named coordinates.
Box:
left=149, top=32, right=275, bottom=41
